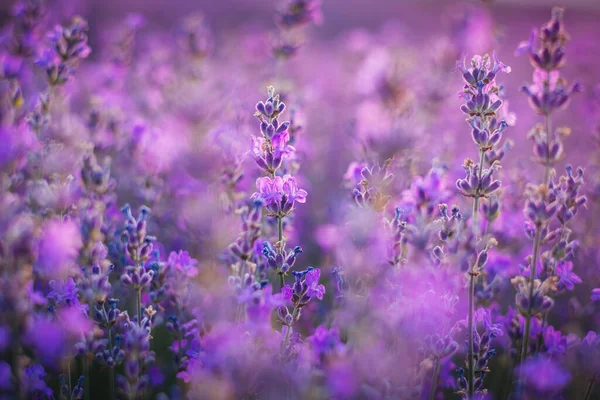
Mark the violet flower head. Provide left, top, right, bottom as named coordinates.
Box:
left=252, top=174, right=307, bottom=216
left=517, top=356, right=571, bottom=395
left=282, top=267, right=326, bottom=308
left=276, top=0, right=323, bottom=29
left=262, top=241, right=302, bottom=273
left=516, top=7, right=569, bottom=71
left=456, top=158, right=501, bottom=199
left=167, top=250, right=199, bottom=278
left=229, top=200, right=263, bottom=261
left=37, top=16, right=91, bottom=85
left=24, top=364, right=53, bottom=399
left=521, top=70, right=581, bottom=115
left=555, top=261, right=581, bottom=291
left=305, top=268, right=326, bottom=300
left=352, top=161, right=394, bottom=212
left=49, top=16, right=91, bottom=62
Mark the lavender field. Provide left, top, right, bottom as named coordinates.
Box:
left=1, top=0, right=600, bottom=399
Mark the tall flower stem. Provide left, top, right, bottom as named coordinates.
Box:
left=428, top=358, right=441, bottom=400
left=520, top=111, right=550, bottom=362
left=136, top=287, right=142, bottom=327
left=67, top=358, right=72, bottom=399
left=103, top=305, right=116, bottom=400
left=277, top=215, right=283, bottom=244
left=277, top=214, right=285, bottom=290
left=84, top=359, right=90, bottom=400
left=519, top=225, right=542, bottom=363
left=467, top=268, right=476, bottom=399
left=282, top=307, right=300, bottom=351
left=467, top=148, right=486, bottom=398
left=584, top=378, right=596, bottom=400
left=543, top=112, right=552, bottom=185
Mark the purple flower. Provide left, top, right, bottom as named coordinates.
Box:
left=305, top=268, right=326, bottom=300
left=542, top=326, right=567, bottom=355
left=555, top=261, right=581, bottom=291
left=306, top=326, right=344, bottom=360
left=36, top=219, right=82, bottom=279
left=591, top=288, right=600, bottom=302
left=250, top=131, right=295, bottom=173
left=24, top=364, right=53, bottom=398
left=518, top=356, right=571, bottom=393
left=168, top=250, right=199, bottom=278
left=0, top=361, right=11, bottom=390
left=252, top=174, right=307, bottom=215
left=48, top=277, right=87, bottom=311
left=276, top=0, right=323, bottom=29
left=343, top=161, right=368, bottom=187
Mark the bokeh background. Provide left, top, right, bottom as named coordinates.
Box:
left=1, top=0, right=600, bottom=399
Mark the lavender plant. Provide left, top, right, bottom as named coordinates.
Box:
left=456, top=52, right=510, bottom=398
left=512, top=10, right=587, bottom=397
left=0, top=1, right=598, bottom=399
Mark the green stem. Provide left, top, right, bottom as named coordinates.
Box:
left=106, top=312, right=115, bottom=400
left=109, top=368, right=115, bottom=400
left=467, top=269, right=476, bottom=399
left=467, top=148, right=486, bottom=398
left=84, top=359, right=90, bottom=400
left=472, top=149, right=485, bottom=235
left=277, top=215, right=283, bottom=245
left=543, top=113, right=552, bottom=185
left=428, top=358, right=441, bottom=400
left=68, top=358, right=72, bottom=400
left=137, top=288, right=142, bottom=327
left=282, top=307, right=299, bottom=351
left=10, top=342, right=22, bottom=399
left=584, top=378, right=596, bottom=400
left=519, top=225, right=543, bottom=364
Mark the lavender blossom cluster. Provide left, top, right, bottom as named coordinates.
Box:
left=0, top=1, right=599, bottom=399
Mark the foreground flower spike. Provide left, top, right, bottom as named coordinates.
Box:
left=251, top=86, right=306, bottom=290
left=37, top=16, right=91, bottom=86
left=120, top=204, right=156, bottom=330
left=456, top=52, right=509, bottom=399
left=1, top=2, right=599, bottom=399
left=514, top=10, right=585, bottom=390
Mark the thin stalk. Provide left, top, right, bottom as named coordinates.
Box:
left=10, top=342, right=22, bottom=399
left=109, top=368, right=115, bottom=400
left=584, top=378, right=596, bottom=400
left=68, top=358, right=72, bottom=399
left=103, top=305, right=116, bottom=400
left=137, top=288, right=142, bottom=327
left=282, top=307, right=299, bottom=351
left=472, top=149, right=485, bottom=235
left=277, top=215, right=283, bottom=245
left=543, top=113, right=552, bottom=185
left=519, top=226, right=543, bottom=363
left=277, top=215, right=285, bottom=292
left=177, top=305, right=184, bottom=370
left=84, top=359, right=90, bottom=400
left=467, top=269, right=476, bottom=399
left=467, top=148, right=486, bottom=398
left=428, top=358, right=441, bottom=400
